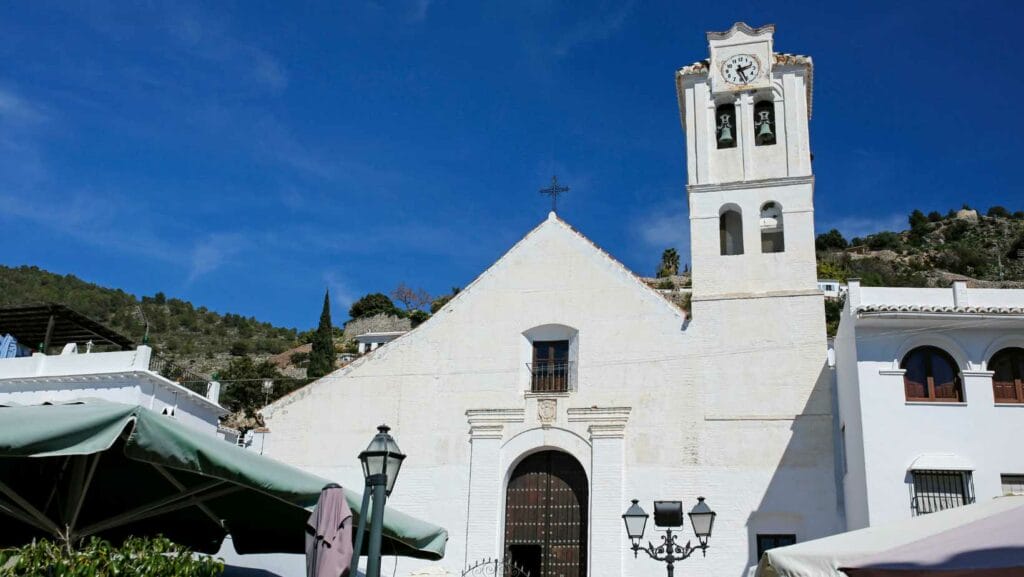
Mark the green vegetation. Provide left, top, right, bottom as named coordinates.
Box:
left=217, top=356, right=309, bottom=420
left=307, top=290, right=335, bottom=379
left=815, top=205, right=1024, bottom=288
left=0, top=536, right=223, bottom=576
left=656, top=248, right=680, bottom=278
left=348, top=293, right=402, bottom=320
left=429, top=287, right=461, bottom=313
left=0, top=265, right=299, bottom=358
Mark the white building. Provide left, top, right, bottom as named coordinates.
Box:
left=817, top=279, right=846, bottom=300
left=356, top=331, right=407, bottom=354
left=258, top=23, right=843, bottom=577
left=0, top=305, right=227, bottom=436
left=834, top=279, right=1024, bottom=530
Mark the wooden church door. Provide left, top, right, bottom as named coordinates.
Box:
left=504, top=451, right=588, bottom=577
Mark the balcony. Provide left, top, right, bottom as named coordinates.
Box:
left=528, top=360, right=575, bottom=393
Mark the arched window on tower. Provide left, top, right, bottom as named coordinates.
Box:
left=754, top=100, right=777, bottom=146
left=902, top=346, right=963, bottom=402
left=760, top=202, right=785, bottom=253
left=719, top=207, right=744, bottom=255
left=715, top=103, right=737, bottom=149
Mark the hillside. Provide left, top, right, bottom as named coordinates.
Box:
left=0, top=265, right=301, bottom=376
left=816, top=207, right=1024, bottom=288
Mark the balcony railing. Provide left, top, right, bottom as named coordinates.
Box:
left=150, top=355, right=211, bottom=396
left=528, top=361, right=575, bottom=393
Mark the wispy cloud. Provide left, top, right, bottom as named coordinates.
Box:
left=187, top=233, right=248, bottom=283
left=409, top=0, right=432, bottom=22
left=323, top=271, right=357, bottom=313
left=631, top=199, right=691, bottom=265
left=553, top=1, right=633, bottom=57
left=0, top=87, right=47, bottom=125
left=164, top=5, right=288, bottom=92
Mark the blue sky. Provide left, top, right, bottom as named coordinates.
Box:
left=2, top=1, right=1022, bottom=329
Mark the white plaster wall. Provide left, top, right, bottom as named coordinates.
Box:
left=834, top=300, right=869, bottom=529
left=0, top=371, right=224, bottom=434
left=689, top=180, right=817, bottom=298
left=0, top=347, right=151, bottom=378
left=262, top=216, right=842, bottom=577
left=840, top=319, right=1024, bottom=528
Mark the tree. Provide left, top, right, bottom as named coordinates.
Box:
left=307, top=290, right=335, bottom=379
left=430, top=287, right=461, bottom=313
left=908, top=209, right=929, bottom=230
left=391, top=283, right=432, bottom=311
left=927, top=211, right=942, bottom=222
left=349, top=293, right=401, bottom=319
left=656, top=248, right=680, bottom=278
left=815, top=229, right=848, bottom=251
left=218, top=356, right=288, bottom=418
left=987, top=205, right=1010, bottom=218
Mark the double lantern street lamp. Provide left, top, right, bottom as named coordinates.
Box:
left=622, top=497, right=716, bottom=577
left=349, top=425, right=406, bottom=577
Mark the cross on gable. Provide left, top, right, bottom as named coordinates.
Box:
left=539, top=176, right=569, bottom=213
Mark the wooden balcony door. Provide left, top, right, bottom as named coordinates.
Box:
left=532, top=340, right=569, bottom=393
left=504, top=451, right=588, bottom=577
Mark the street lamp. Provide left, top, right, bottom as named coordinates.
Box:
left=349, top=425, right=406, bottom=577
left=622, top=497, right=716, bottom=577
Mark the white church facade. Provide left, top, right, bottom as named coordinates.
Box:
left=259, top=23, right=845, bottom=577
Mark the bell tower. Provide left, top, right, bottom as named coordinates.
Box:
left=675, top=22, right=817, bottom=300
left=673, top=26, right=842, bottom=560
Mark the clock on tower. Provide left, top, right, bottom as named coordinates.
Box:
left=708, top=23, right=773, bottom=94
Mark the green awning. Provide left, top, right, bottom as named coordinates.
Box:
left=0, top=401, right=446, bottom=559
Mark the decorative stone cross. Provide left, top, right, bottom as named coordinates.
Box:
left=539, top=175, right=569, bottom=213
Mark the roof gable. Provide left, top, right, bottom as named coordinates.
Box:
left=265, top=212, right=684, bottom=414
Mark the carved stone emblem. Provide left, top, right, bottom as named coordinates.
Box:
left=538, top=398, right=557, bottom=425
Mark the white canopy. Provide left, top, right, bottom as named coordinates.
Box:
left=756, top=496, right=1024, bottom=577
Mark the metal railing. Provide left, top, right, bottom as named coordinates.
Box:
left=528, top=361, right=575, bottom=393
left=150, top=355, right=211, bottom=396
left=911, top=470, right=974, bottom=516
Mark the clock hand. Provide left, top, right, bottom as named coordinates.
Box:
left=736, top=65, right=748, bottom=82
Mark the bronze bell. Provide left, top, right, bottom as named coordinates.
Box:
left=756, top=111, right=774, bottom=144
left=717, top=115, right=734, bottom=146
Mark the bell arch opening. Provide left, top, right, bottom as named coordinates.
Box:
left=503, top=450, right=588, bottom=577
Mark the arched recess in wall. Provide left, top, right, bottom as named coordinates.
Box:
left=754, top=100, right=777, bottom=146
left=760, top=201, right=785, bottom=253
left=901, top=346, right=964, bottom=403
left=719, top=204, right=744, bottom=256
left=522, top=324, right=579, bottom=393
left=714, top=102, right=737, bottom=149
left=893, top=334, right=970, bottom=372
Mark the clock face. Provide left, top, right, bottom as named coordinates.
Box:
left=721, top=54, right=760, bottom=86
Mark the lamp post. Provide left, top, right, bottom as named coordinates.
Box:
left=622, top=497, right=716, bottom=577
left=349, top=425, right=406, bottom=577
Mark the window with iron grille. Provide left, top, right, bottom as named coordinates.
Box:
left=530, top=340, right=572, bottom=393
left=1002, top=474, right=1024, bottom=495
left=911, top=470, right=974, bottom=515
left=756, top=534, right=796, bottom=559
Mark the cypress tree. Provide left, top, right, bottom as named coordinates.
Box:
left=307, top=290, right=335, bottom=378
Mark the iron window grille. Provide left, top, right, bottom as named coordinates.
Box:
left=1002, top=474, right=1024, bottom=496
left=528, top=360, right=575, bottom=393
left=911, top=470, right=974, bottom=516
left=756, top=534, right=796, bottom=559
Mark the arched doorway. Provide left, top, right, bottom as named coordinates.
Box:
left=504, top=450, right=588, bottom=577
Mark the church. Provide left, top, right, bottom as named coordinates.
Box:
left=259, top=23, right=845, bottom=577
